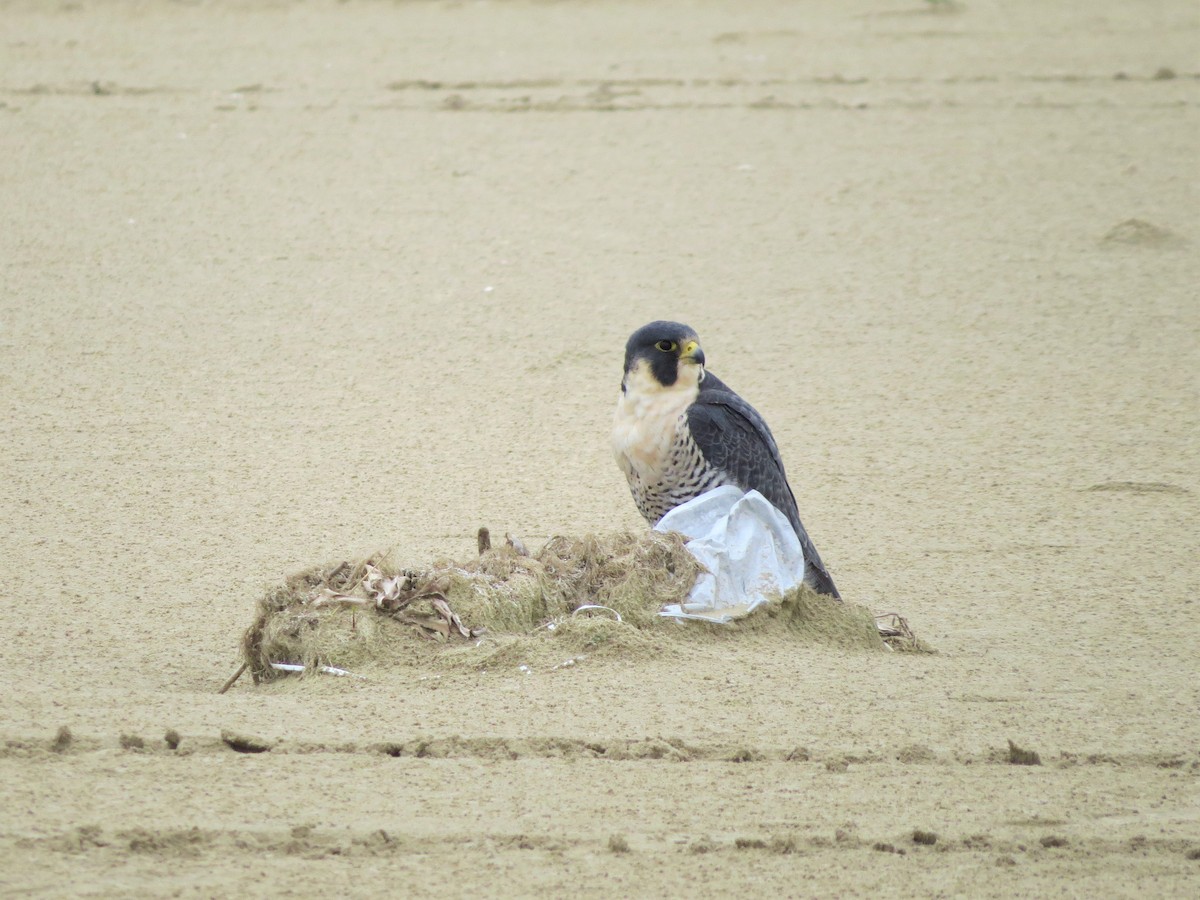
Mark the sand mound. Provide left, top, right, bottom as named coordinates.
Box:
left=1100, top=218, right=1184, bottom=247
left=240, top=530, right=919, bottom=683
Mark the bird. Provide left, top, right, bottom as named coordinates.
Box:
left=611, top=320, right=840, bottom=599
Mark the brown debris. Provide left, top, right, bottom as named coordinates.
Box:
left=51, top=726, right=73, bottom=753
left=1008, top=740, right=1042, bottom=766
left=875, top=613, right=935, bottom=653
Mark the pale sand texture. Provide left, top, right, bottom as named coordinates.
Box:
left=2, top=0, right=1198, bottom=895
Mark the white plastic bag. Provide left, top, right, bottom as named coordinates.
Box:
left=653, top=485, right=807, bottom=623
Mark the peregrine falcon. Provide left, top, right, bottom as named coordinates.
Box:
left=611, top=320, right=840, bottom=600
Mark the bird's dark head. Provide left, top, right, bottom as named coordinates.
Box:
left=622, top=320, right=706, bottom=392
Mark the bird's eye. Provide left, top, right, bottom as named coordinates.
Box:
left=655, top=340, right=677, bottom=353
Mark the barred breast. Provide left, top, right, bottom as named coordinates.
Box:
left=632, top=422, right=727, bottom=524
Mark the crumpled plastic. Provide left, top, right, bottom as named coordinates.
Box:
left=653, top=485, right=808, bottom=623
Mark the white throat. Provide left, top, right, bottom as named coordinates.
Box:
left=611, top=360, right=702, bottom=476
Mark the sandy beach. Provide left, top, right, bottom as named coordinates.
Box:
left=2, top=0, right=1198, bottom=895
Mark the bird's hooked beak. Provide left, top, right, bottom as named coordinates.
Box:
left=681, top=339, right=705, bottom=369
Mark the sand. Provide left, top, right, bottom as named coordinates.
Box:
left=2, top=0, right=1198, bottom=895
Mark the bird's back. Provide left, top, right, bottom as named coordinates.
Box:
left=688, top=373, right=841, bottom=599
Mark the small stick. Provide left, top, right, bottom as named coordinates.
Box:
left=218, top=662, right=248, bottom=695
left=874, top=612, right=912, bottom=638
left=311, top=593, right=370, bottom=609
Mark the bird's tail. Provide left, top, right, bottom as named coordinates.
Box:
left=804, top=564, right=841, bottom=602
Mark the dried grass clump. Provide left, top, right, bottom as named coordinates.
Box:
left=239, top=529, right=922, bottom=683
left=241, top=557, right=416, bottom=683
left=241, top=531, right=702, bottom=682
left=443, top=531, right=701, bottom=632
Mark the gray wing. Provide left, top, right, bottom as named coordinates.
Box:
left=687, top=375, right=840, bottom=599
